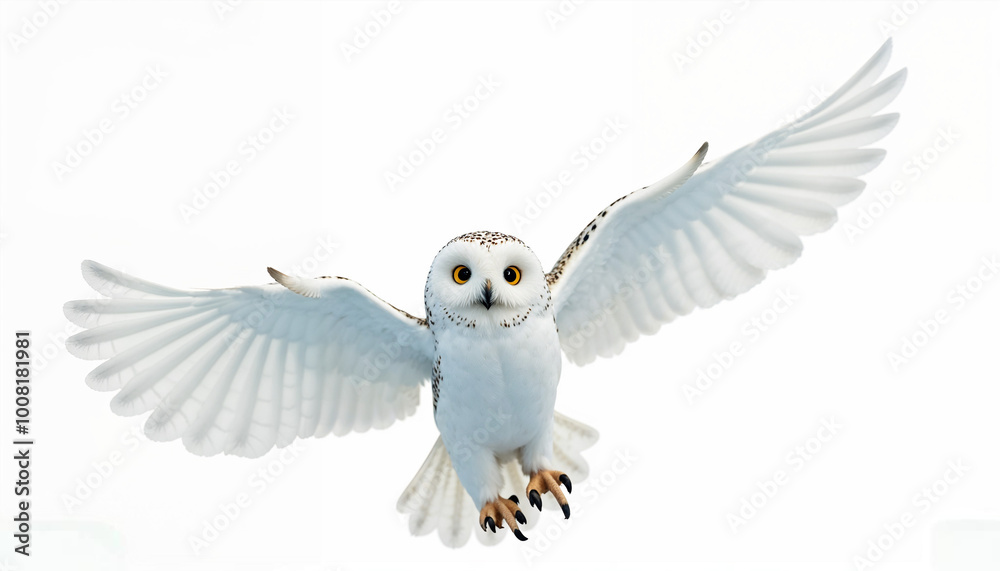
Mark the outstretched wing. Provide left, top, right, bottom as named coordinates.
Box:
left=548, top=40, right=905, bottom=365
left=65, top=261, right=434, bottom=457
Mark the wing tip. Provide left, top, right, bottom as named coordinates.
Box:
left=84, top=368, right=119, bottom=392
left=64, top=339, right=85, bottom=360
left=866, top=38, right=894, bottom=79
left=80, top=259, right=111, bottom=294
left=65, top=332, right=98, bottom=360
left=886, top=66, right=908, bottom=85
left=878, top=37, right=893, bottom=59
left=268, top=267, right=320, bottom=298
left=63, top=300, right=86, bottom=325
left=695, top=141, right=709, bottom=159
left=81, top=259, right=101, bottom=273
left=109, top=391, right=147, bottom=417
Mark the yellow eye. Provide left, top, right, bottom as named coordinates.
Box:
left=453, top=265, right=471, bottom=284
left=503, top=266, right=521, bottom=285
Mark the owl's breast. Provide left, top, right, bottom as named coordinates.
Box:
left=431, top=310, right=561, bottom=452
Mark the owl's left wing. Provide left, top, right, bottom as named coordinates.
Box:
left=65, top=261, right=433, bottom=457
left=547, top=40, right=905, bottom=365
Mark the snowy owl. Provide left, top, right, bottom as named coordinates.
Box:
left=65, top=41, right=904, bottom=546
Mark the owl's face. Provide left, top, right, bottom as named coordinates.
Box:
left=426, top=232, right=548, bottom=328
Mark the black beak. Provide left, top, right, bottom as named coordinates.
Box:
left=481, top=279, right=493, bottom=310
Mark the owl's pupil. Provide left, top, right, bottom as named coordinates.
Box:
left=458, top=267, right=471, bottom=281
left=504, top=268, right=516, bottom=282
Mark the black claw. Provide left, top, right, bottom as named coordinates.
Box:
left=484, top=516, right=496, bottom=533
left=508, top=494, right=519, bottom=505
left=515, top=510, right=526, bottom=525
left=560, top=503, right=571, bottom=519
left=513, top=528, right=528, bottom=541
left=528, top=489, right=542, bottom=511
left=560, top=473, right=573, bottom=494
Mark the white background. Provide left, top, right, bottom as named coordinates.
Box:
left=1, top=1, right=998, bottom=570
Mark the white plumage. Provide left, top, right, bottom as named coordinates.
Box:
left=549, top=40, right=904, bottom=365
left=65, top=262, right=432, bottom=458
left=65, top=40, right=904, bottom=546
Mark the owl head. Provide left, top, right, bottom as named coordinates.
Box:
left=425, top=231, right=549, bottom=328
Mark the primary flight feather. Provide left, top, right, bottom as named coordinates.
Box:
left=65, top=40, right=904, bottom=546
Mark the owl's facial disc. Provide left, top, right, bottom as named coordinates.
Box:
left=427, top=233, right=545, bottom=323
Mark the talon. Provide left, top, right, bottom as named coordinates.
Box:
left=508, top=494, right=519, bottom=505
left=529, top=489, right=542, bottom=511
left=527, top=469, right=572, bottom=519
left=560, top=473, right=573, bottom=494
left=477, top=495, right=526, bottom=539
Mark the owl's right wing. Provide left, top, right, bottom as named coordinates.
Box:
left=65, top=260, right=434, bottom=458
left=547, top=40, right=905, bottom=365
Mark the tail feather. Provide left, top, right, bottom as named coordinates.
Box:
left=552, top=410, right=601, bottom=476
left=397, top=437, right=453, bottom=537
left=396, top=411, right=599, bottom=547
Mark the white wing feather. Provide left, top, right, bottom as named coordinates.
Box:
left=549, top=40, right=905, bottom=365
left=66, top=261, right=434, bottom=457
